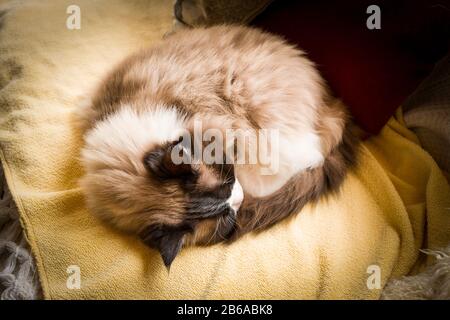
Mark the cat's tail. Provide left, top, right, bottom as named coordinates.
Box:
left=232, top=105, right=360, bottom=238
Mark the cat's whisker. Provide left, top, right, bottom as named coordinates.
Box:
left=206, top=215, right=222, bottom=245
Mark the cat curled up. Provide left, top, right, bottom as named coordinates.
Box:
left=78, top=26, right=358, bottom=268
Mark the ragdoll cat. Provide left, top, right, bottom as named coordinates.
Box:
left=78, top=25, right=358, bottom=268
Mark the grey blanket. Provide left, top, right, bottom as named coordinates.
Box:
left=0, top=168, right=40, bottom=299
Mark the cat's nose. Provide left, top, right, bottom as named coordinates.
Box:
left=227, top=178, right=244, bottom=212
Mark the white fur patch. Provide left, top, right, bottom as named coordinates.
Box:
left=226, top=178, right=244, bottom=212
left=284, top=131, right=324, bottom=173
left=82, top=105, right=187, bottom=172
left=236, top=130, right=324, bottom=198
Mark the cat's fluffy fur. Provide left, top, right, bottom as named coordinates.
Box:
left=77, top=25, right=358, bottom=267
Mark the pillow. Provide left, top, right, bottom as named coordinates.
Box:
left=251, top=0, right=450, bottom=133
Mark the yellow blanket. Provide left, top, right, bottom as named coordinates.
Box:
left=0, top=0, right=449, bottom=299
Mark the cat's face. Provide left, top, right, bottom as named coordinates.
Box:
left=80, top=109, right=244, bottom=269
left=140, top=138, right=244, bottom=267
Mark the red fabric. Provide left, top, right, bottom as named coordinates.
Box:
left=252, top=0, right=450, bottom=134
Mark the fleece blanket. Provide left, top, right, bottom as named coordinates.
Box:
left=403, top=55, right=450, bottom=180
left=0, top=0, right=449, bottom=299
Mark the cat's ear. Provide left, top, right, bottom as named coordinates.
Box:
left=143, top=139, right=194, bottom=179
left=140, top=224, right=191, bottom=269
